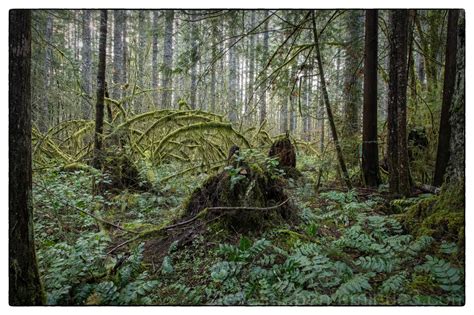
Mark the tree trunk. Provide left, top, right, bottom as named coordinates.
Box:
left=311, top=11, right=352, bottom=189
left=362, top=10, right=381, bottom=187
left=137, top=11, right=145, bottom=89
left=303, top=71, right=313, bottom=141
left=210, top=17, right=218, bottom=112
left=280, top=68, right=289, bottom=133
left=151, top=11, right=159, bottom=107
left=318, top=77, right=325, bottom=153
left=228, top=14, right=238, bottom=122
left=81, top=10, right=92, bottom=119
left=122, top=10, right=128, bottom=89
left=190, top=16, right=199, bottom=109
left=9, top=9, right=44, bottom=306
left=93, top=10, right=108, bottom=170
left=343, top=10, right=363, bottom=136
left=445, top=10, right=464, bottom=186
left=246, top=11, right=256, bottom=121
left=112, top=10, right=123, bottom=100
left=259, top=11, right=269, bottom=125
left=433, top=10, right=460, bottom=186
left=162, top=10, right=174, bottom=109
left=387, top=10, right=411, bottom=196
left=289, top=66, right=297, bottom=133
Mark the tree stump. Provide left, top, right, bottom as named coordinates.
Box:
left=183, top=145, right=294, bottom=231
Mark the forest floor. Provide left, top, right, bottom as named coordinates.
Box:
left=32, top=154, right=465, bottom=306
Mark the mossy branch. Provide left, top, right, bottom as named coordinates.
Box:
left=106, top=198, right=290, bottom=254
left=153, top=121, right=250, bottom=157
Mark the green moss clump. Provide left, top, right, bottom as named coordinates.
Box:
left=409, top=274, right=438, bottom=295
left=401, top=183, right=465, bottom=249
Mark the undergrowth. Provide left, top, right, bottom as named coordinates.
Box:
left=32, top=154, right=465, bottom=306
left=163, top=187, right=464, bottom=305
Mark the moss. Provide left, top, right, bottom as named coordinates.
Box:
left=409, top=274, right=438, bottom=295
left=401, top=182, right=465, bottom=248
left=61, top=162, right=94, bottom=172
left=401, top=196, right=437, bottom=231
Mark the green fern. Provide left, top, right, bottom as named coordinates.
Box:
left=355, top=256, right=396, bottom=273
left=332, top=273, right=373, bottom=302
left=380, top=271, right=408, bottom=294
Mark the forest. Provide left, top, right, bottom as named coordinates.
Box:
left=9, top=9, right=465, bottom=306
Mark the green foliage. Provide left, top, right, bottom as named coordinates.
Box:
left=32, top=155, right=464, bottom=306
left=38, top=233, right=158, bottom=305
left=223, top=165, right=247, bottom=190
left=161, top=256, right=174, bottom=275
left=416, top=256, right=463, bottom=295
left=179, top=188, right=464, bottom=305
left=380, top=271, right=408, bottom=294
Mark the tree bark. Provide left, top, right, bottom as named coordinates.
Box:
left=445, top=10, right=464, bottom=186
left=122, top=10, right=128, bottom=89
left=280, top=70, right=289, bottom=133
left=387, top=10, right=411, bottom=196
left=93, top=10, right=108, bottom=170
left=210, top=17, right=219, bottom=112
left=259, top=11, right=269, bottom=125
left=81, top=10, right=92, bottom=119
left=228, top=13, right=238, bottom=122
left=433, top=10, right=460, bottom=186
left=311, top=11, right=352, bottom=189
left=137, top=11, right=146, bottom=106
left=162, top=10, right=174, bottom=109
left=246, top=11, right=256, bottom=121
left=9, top=9, right=44, bottom=306
left=151, top=11, right=159, bottom=107
left=112, top=10, right=123, bottom=100
left=362, top=10, right=381, bottom=187
left=303, top=71, right=313, bottom=141
left=318, top=77, right=325, bottom=153
left=289, top=66, right=297, bottom=133
left=343, top=10, right=363, bottom=136
left=190, top=15, right=199, bottom=109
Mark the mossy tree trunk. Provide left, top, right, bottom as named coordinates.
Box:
left=112, top=10, right=124, bottom=100
left=92, top=10, right=108, bottom=170
left=433, top=10, right=460, bottom=186
left=9, top=9, right=45, bottom=305
left=227, top=12, right=238, bottom=122
left=210, top=16, right=219, bottom=112
left=161, top=10, right=174, bottom=109
left=81, top=10, right=92, bottom=119
left=445, top=10, right=464, bottom=186
left=387, top=10, right=411, bottom=196
left=152, top=11, right=159, bottom=107
left=343, top=10, right=363, bottom=137
left=190, top=14, right=199, bottom=109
